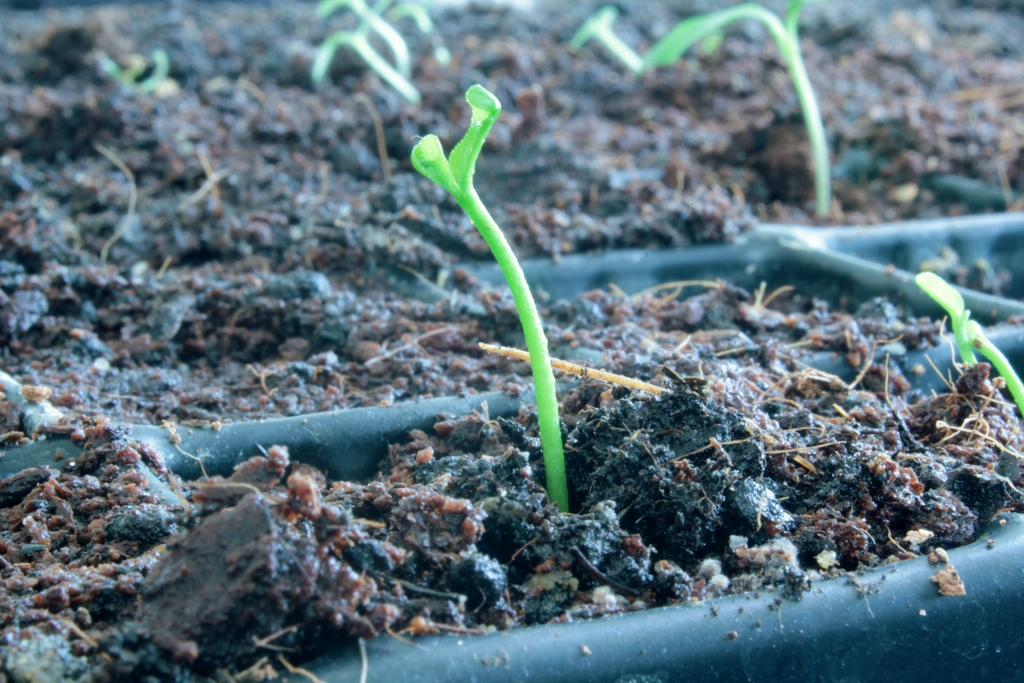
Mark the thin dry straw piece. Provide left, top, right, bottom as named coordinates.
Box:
left=354, top=93, right=392, bottom=182
left=94, top=144, right=137, bottom=265
left=479, top=342, right=668, bottom=395
left=178, top=149, right=231, bottom=212
left=630, top=279, right=720, bottom=303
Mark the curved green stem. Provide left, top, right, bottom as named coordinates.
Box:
left=966, top=320, right=1024, bottom=417
left=916, top=272, right=978, bottom=364
left=569, top=6, right=644, bottom=75
left=361, top=1, right=411, bottom=77
left=313, top=0, right=420, bottom=103
left=349, top=32, right=420, bottom=103
left=460, top=190, right=567, bottom=509
left=977, top=336, right=1024, bottom=417
left=917, top=273, right=1024, bottom=416
left=412, top=86, right=568, bottom=510
left=954, top=311, right=978, bottom=365
left=638, top=2, right=831, bottom=216
left=778, top=6, right=831, bottom=217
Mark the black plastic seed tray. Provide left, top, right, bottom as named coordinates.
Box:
left=5, top=213, right=1024, bottom=683
left=0, top=378, right=524, bottom=500
left=463, top=214, right=1024, bottom=391
left=280, top=512, right=1024, bottom=683
left=466, top=214, right=1024, bottom=325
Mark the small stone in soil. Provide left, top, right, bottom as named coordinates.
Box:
left=20, top=384, right=53, bottom=403
left=931, top=565, right=966, bottom=596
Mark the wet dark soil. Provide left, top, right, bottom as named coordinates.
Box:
left=2, top=0, right=1024, bottom=681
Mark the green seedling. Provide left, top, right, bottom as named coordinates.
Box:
left=387, top=0, right=451, bottom=66
left=570, top=2, right=831, bottom=217
left=569, top=6, right=643, bottom=74
left=411, top=85, right=568, bottom=510
left=314, top=0, right=443, bottom=104
left=916, top=272, right=1024, bottom=415
left=100, top=49, right=172, bottom=95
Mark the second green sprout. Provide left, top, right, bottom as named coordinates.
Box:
left=571, top=1, right=831, bottom=217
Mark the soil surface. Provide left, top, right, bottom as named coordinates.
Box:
left=2, top=0, right=1024, bottom=681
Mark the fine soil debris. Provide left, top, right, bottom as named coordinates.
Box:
left=931, top=564, right=967, bottom=597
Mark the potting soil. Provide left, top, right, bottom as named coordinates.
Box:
left=2, top=0, right=1024, bottom=680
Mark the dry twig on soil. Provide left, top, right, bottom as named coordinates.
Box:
left=479, top=342, right=668, bottom=395
left=94, top=144, right=137, bottom=265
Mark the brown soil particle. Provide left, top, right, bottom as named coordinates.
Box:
left=20, top=384, right=53, bottom=403
left=931, top=564, right=967, bottom=596
left=141, top=488, right=387, bottom=668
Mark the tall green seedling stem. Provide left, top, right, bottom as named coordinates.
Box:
left=783, top=1, right=830, bottom=217
left=411, top=86, right=568, bottom=510
left=573, top=1, right=831, bottom=217
left=644, top=2, right=829, bottom=216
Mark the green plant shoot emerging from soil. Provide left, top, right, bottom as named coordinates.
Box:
left=916, top=272, right=1024, bottom=415
left=411, top=85, right=568, bottom=510
left=570, top=1, right=832, bottom=217
left=387, top=0, right=451, bottom=67
left=313, top=0, right=423, bottom=103
left=100, top=48, right=171, bottom=94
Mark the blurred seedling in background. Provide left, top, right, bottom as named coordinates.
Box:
left=313, top=0, right=448, bottom=104
left=387, top=1, right=451, bottom=68
left=100, top=49, right=178, bottom=98
left=916, top=272, right=1024, bottom=416
left=570, top=1, right=832, bottom=217
left=411, top=85, right=569, bottom=510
